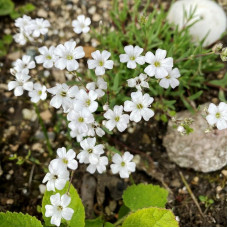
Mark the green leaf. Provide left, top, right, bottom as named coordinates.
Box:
left=118, top=204, right=131, bottom=219
left=0, top=0, right=14, bottom=16
left=123, top=184, right=168, bottom=211
left=3, top=34, right=12, bottom=44
left=104, top=222, right=115, bottom=227
left=0, top=211, right=43, bottom=227
left=209, top=74, right=227, bottom=88
left=188, top=90, right=203, bottom=100
left=85, top=217, right=103, bottom=227
left=122, top=207, right=179, bottom=227
left=41, top=181, right=85, bottom=227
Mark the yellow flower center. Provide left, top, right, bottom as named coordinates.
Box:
left=166, top=75, right=171, bottom=79
left=78, top=117, right=84, bottom=122
left=121, top=162, right=125, bottom=167
left=57, top=205, right=63, bottom=211
left=67, top=55, right=73, bottom=60
left=85, top=99, right=91, bottom=106
left=216, top=112, right=221, bottom=118
left=46, top=55, right=52, bottom=60
left=115, top=116, right=120, bottom=122
left=60, top=91, right=67, bottom=97
left=99, top=61, right=104, bottom=66
left=137, top=103, right=143, bottom=109
left=88, top=148, right=93, bottom=153
left=130, top=56, right=135, bottom=60
left=154, top=61, right=160, bottom=67
left=62, top=158, right=68, bottom=164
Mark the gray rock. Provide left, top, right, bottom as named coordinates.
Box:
left=163, top=104, right=227, bottom=172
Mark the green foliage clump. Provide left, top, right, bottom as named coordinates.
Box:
left=91, top=0, right=225, bottom=116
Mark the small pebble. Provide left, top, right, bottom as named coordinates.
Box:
left=216, top=185, right=222, bottom=193
left=9, top=107, right=15, bottom=113
left=88, top=6, right=96, bottom=14
left=6, top=199, right=14, bottom=205
left=93, top=14, right=101, bottom=22
left=221, top=169, right=227, bottom=177
left=6, top=174, right=11, bottom=180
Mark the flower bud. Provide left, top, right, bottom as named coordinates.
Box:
left=212, top=43, right=223, bottom=54
left=220, top=47, right=227, bottom=62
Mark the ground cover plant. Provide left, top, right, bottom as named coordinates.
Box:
left=0, top=0, right=227, bottom=227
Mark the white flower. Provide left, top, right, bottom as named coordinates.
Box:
left=144, top=49, right=173, bottom=78
left=28, top=83, right=47, bottom=103
left=86, top=78, right=107, bottom=98
left=73, top=89, right=98, bottom=113
left=14, top=32, right=28, bottom=45
left=42, top=162, right=69, bottom=191
left=54, top=41, right=85, bottom=71
left=69, top=128, right=87, bottom=142
left=14, top=15, right=33, bottom=45
left=87, top=155, right=108, bottom=174
left=72, top=15, right=91, bottom=34
left=51, top=147, right=78, bottom=170
left=124, top=91, right=154, bottom=122
left=8, top=70, right=33, bottom=96
left=111, top=152, right=136, bottom=178
left=119, top=45, right=145, bottom=69
left=104, top=105, right=129, bottom=132
left=67, top=109, right=94, bottom=134
left=87, top=122, right=105, bottom=138
left=35, top=46, right=58, bottom=68
left=47, top=84, right=79, bottom=112
left=206, top=102, right=227, bottom=130
left=30, top=18, right=50, bottom=37
left=15, top=15, right=32, bottom=31
left=177, top=125, right=185, bottom=133
left=45, top=193, right=74, bottom=227
left=87, top=50, right=114, bottom=76
left=159, top=68, right=180, bottom=89
left=127, top=73, right=149, bottom=91
left=14, top=55, right=35, bottom=72
left=77, top=137, right=104, bottom=164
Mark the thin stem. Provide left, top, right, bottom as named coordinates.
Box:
left=179, top=171, right=204, bottom=218
left=175, top=52, right=214, bottom=63
left=34, top=103, right=53, bottom=155
left=67, top=170, right=75, bottom=194
left=114, top=214, right=128, bottom=226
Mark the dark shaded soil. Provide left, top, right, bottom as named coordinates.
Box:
left=0, top=0, right=227, bottom=227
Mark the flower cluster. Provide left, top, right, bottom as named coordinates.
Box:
left=121, top=46, right=180, bottom=89
left=9, top=13, right=226, bottom=227
left=14, top=15, right=50, bottom=45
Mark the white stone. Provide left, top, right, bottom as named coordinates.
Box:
left=167, top=0, right=227, bottom=47
left=163, top=104, right=227, bottom=172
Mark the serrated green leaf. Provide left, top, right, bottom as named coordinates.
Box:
left=41, top=181, right=85, bottom=227
left=0, top=211, right=43, bottom=227
left=123, top=184, right=168, bottom=211
left=122, top=207, right=179, bottom=227
left=85, top=217, right=103, bottom=227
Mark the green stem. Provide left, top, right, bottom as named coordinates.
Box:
left=34, top=104, right=53, bottom=155
left=175, top=52, right=214, bottom=63
left=114, top=214, right=128, bottom=226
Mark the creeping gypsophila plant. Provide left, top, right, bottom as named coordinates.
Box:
left=4, top=0, right=227, bottom=226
